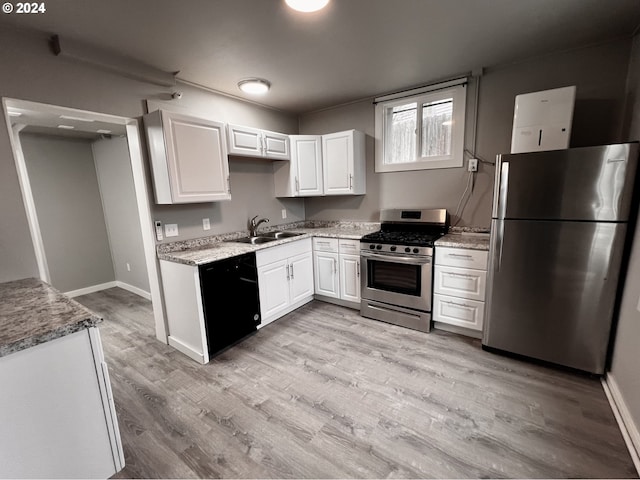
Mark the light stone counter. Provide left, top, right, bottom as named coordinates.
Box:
left=0, top=278, right=102, bottom=358
left=157, top=222, right=380, bottom=266
left=435, top=232, right=490, bottom=251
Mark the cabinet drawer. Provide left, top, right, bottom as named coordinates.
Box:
left=256, top=237, right=312, bottom=267
left=434, top=265, right=486, bottom=301
left=436, top=247, right=488, bottom=270
left=313, top=237, right=338, bottom=253
left=338, top=239, right=360, bottom=255
left=433, top=294, right=485, bottom=331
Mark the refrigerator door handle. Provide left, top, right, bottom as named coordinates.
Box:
left=496, top=220, right=505, bottom=272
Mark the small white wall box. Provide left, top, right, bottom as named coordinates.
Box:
left=510, top=85, right=576, bottom=154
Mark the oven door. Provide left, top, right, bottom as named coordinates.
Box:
left=360, top=250, right=432, bottom=311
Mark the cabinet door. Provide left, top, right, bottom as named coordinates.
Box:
left=263, top=131, right=290, bottom=160
left=314, top=251, right=340, bottom=298
left=339, top=253, right=360, bottom=303
left=291, top=135, right=323, bottom=196
left=323, top=131, right=354, bottom=195
left=162, top=111, right=231, bottom=203
left=257, top=259, right=290, bottom=323
left=289, top=251, right=314, bottom=304
left=227, top=124, right=263, bottom=158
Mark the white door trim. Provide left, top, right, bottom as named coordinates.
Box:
left=2, top=97, right=168, bottom=342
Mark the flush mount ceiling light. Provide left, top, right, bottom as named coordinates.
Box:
left=285, top=0, right=329, bottom=12
left=237, top=78, right=271, bottom=95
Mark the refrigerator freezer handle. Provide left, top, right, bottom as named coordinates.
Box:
left=494, top=161, right=509, bottom=219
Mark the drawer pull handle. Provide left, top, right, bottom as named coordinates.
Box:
left=445, top=272, right=476, bottom=279
left=448, top=253, right=473, bottom=259
left=443, top=300, right=473, bottom=309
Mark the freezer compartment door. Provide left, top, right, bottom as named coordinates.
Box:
left=493, top=143, right=638, bottom=222
left=483, top=219, right=627, bottom=374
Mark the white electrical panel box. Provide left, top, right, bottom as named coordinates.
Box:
left=510, top=86, right=576, bottom=154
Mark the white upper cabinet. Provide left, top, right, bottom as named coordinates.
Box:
left=274, top=135, right=323, bottom=197
left=227, top=124, right=290, bottom=160
left=274, top=129, right=366, bottom=197
left=323, top=130, right=365, bottom=195
left=144, top=109, right=231, bottom=204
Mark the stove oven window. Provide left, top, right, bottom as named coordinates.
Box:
left=369, top=259, right=421, bottom=296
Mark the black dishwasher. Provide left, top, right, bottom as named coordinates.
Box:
left=199, top=252, right=261, bottom=357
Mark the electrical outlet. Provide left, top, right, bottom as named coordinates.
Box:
left=281, top=209, right=287, bottom=219
left=126, top=263, right=131, bottom=272
left=165, top=223, right=179, bottom=237
left=203, top=218, right=211, bottom=230
left=468, top=158, right=478, bottom=172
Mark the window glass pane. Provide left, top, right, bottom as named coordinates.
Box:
left=421, top=98, right=453, bottom=157
left=385, top=102, right=416, bottom=164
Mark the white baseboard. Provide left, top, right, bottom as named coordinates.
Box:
left=602, top=374, right=640, bottom=476
left=115, top=281, right=151, bottom=300
left=65, top=281, right=117, bottom=298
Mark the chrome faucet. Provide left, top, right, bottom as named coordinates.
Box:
left=249, top=215, right=269, bottom=237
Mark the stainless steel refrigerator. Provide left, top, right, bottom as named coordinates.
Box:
left=483, top=143, right=638, bottom=374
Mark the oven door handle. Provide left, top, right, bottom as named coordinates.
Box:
left=360, top=251, right=432, bottom=265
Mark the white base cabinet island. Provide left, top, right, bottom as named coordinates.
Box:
left=0, top=278, right=124, bottom=479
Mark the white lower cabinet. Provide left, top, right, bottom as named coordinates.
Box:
left=433, top=246, right=488, bottom=335
left=257, top=238, right=314, bottom=327
left=0, top=328, right=124, bottom=478
left=313, top=237, right=361, bottom=308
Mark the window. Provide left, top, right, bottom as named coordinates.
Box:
left=375, top=82, right=466, bottom=172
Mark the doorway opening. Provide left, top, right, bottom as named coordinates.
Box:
left=3, top=98, right=167, bottom=342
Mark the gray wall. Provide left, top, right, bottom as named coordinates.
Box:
left=610, top=33, right=640, bottom=452
left=93, top=136, right=150, bottom=293
left=0, top=27, right=299, bottom=283
left=300, top=39, right=631, bottom=226
left=20, top=133, right=115, bottom=293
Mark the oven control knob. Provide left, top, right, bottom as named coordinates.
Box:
left=390, top=246, right=396, bottom=252
left=376, top=244, right=382, bottom=250
left=405, top=247, right=411, bottom=253
left=413, top=248, right=419, bottom=254
left=369, top=244, right=375, bottom=249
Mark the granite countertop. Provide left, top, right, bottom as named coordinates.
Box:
left=435, top=232, right=491, bottom=251
left=0, top=278, right=102, bottom=358
left=158, top=222, right=381, bottom=266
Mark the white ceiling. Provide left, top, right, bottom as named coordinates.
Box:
left=2, top=0, right=640, bottom=114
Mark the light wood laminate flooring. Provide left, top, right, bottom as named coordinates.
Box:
left=76, top=288, right=637, bottom=479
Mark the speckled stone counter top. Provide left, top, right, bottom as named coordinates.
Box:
left=0, top=278, right=102, bottom=358
left=435, top=232, right=491, bottom=251
left=158, top=222, right=380, bottom=266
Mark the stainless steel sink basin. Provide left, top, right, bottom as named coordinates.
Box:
left=227, top=236, right=276, bottom=244
left=225, top=231, right=303, bottom=245
left=261, top=231, right=304, bottom=239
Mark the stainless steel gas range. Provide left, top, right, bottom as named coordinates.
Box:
left=360, top=208, right=448, bottom=333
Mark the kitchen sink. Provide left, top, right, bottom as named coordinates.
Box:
left=226, top=231, right=304, bottom=245
left=227, top=236, right=276, bottom=244
left=261, top=231, right=304, bottom=239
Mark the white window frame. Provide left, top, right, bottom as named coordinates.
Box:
left=375, top=81, right=466, bottom=172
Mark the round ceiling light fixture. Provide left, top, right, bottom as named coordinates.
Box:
left=237, top=78, right=271, bottom=95
left=285, top=0, right=330, bottom=13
